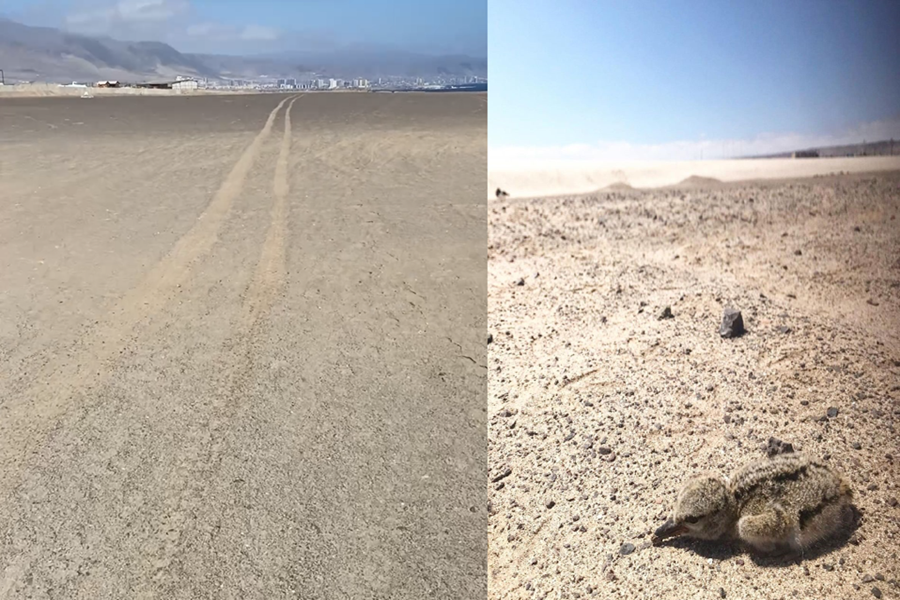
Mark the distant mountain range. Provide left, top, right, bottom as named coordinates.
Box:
left=752, top=140, right=898, bottom=159
left=0, top=18, right=487, bottom=83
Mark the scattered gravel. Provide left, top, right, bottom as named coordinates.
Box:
left=489, top=173, right=900, bottom=600
left=766, top=436, right=795, bottom=457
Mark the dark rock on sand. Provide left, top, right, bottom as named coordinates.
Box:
left=766, top=437, right=795, bottom=457
left=719, top=307, right=745, bottom=338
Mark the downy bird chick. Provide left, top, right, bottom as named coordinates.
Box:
left=652, top=453, right=853, bottom=554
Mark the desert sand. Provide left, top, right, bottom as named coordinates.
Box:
left=488, top=157, right=900, bottom=199
left=488, top=169, right=899, bottom=599
left=0, top=92, right=486, bottom=598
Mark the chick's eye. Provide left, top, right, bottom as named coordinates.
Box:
left=684, top=516, right=701, bottom=524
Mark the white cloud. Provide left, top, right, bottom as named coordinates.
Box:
left=117, top=0, right=187, bottom=21
left=66, top=0, right=188, bottom=29
left=185, top=21, right=227, bottom=37
left=490, top=116, right=900, bottom=164
left=186, top=21, right=281, bottom=42
left=63, top=0, right=280, bottom=48
left=239, top=24, right=280, bottom=41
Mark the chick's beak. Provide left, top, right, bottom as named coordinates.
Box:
left=651, top=518, right=688, bottom=545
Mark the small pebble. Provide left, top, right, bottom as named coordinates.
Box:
left=827, top=407, right=839, bottom=418
left=872, top=587, right=882, bottom=599
left=619, top=543, right=635, bottom=556
left=492, top=467, right=512, bottom=483
left=852, top=442, right=862, bottom=450
left=719, top=588, right=726, bottom=598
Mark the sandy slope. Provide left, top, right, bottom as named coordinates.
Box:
left=488, top=157, right=900, bottom=199
left=0, top=92, right=486, bottom=599
left=488, top=171, right=900, bottom=599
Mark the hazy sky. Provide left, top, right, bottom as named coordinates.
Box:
left=490, top=0, right=900, bottom=160
left=2, top=0, right=487, bottom=55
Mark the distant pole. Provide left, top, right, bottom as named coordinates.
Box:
left=0, top=70, right=4, bottom=85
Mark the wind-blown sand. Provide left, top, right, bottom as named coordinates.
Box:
left=488, top=156, right=900, bottom=199
left=488, top=170, right=900, bottom=599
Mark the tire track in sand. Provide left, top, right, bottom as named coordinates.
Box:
left=0, top=95, right=296, bottom=482
left=240, top=94, right=301, bottom=329
left=142, top=95, right=302, bottom=594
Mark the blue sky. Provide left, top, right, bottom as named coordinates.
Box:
left=2, top=0, right=486, bottom=55
left=490, top=0, right=900, bottom=160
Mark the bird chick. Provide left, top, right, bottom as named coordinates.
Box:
left=652, top=453, right=853, bottom=554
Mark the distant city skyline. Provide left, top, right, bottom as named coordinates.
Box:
left=490, top=0, right=900, bottom=161
left=1, top=0, right=486, bottom=56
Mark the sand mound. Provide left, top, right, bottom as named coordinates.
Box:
left=603, top=182, right=634, bottom=191
left=673, top=175, right=724, bottom=188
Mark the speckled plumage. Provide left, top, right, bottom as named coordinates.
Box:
left=652, top=453, right=853, bottom=554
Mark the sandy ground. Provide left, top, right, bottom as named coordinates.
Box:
left=0, top=92, right=486, bottom=599
left=488, top=170, right=900, bottom=599
left=488, top=157, right=900, bottom=200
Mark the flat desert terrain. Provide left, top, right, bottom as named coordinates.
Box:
left=0, top=92, right=486, bottom=598
left=488, top=156, right=900, bottom=199
left=488, top=170, right=899, bottom=599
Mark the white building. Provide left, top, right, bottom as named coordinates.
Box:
left=173, top=79, right=198, bottom=92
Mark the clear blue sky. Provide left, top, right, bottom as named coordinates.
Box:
left=3, top=0, right=486, bottom=55
left=489, top=0, right=900, bottom=156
